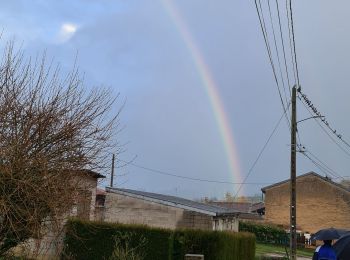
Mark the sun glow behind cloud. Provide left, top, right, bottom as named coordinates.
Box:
left=57, top=23, right=78, bottom=43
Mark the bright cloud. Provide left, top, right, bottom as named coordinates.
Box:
left=57, top=23, right=78, bottom=43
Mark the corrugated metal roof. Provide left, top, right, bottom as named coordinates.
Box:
left=106, top=187, right=241, bottom=216
left=207, top=201, right=265, bottom=213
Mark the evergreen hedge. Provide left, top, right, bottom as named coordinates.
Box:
left=63, top=219, right=256, bottom=260
left=173, top=229, right=255, bottom=260
left=63, top=220, right=173, bottom=260
left=239, top=222, right=288, bottom=245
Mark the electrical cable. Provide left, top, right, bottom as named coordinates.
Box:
left=305, top=149, right=343, bottom=179
left=118, top=159, right=272, bottom=185
left=285, top=0, right=297, bottom=85
left=300, top=152, right=339, bottom=179
left=288, top=0, right=300, bottom=87
left=298, top=96, right=350, bottom=157
left=275, top=0, right=292, bottom=98
left=255, top=0, right=291, bottom=130
left=234, top=104, right=289, bottom=198
left=267, top=0, right=290, bottom=107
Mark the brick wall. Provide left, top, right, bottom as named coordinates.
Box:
left=264, top=174, right=350, bottom=233
left=104, top=192, right=214, bottom=230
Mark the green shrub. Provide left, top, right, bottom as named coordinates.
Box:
left=63, top=219, right=256, bottom=260
left=239, top=222, right=288, bottom=245
left=63, top=220, right=173, bottom=260
left=108, top=231, right=147, bottom=260
left=172, top=229, right=255, bottom=260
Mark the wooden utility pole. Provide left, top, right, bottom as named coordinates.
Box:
left=110, top=153, right=115, bottom=187
left=290, top=86, right=297, bottom=260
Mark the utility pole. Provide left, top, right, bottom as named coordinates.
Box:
left=290, top=86, right=297, bottom=260
left=110, top=153, right=115, bottom=187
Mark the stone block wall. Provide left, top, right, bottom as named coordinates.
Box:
left=264, top=175, right=350, bottom=233
left=104, top=192, right=214, bottom=230
left=177, top=211, right=213, bottom=230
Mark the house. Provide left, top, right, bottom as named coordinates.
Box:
left=21, top=170, right=105, bottom=258
left=73, top=169, right=106, bottom=220
left=96, top=187, right=258, bottom=232
left=262, top=171, right=350, bottom=233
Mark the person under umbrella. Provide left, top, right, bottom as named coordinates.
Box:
left=312, top=240, right=337, bottom=260
left=310, top=228, right=348, bottom=260
left=311, top=228, right=348, bottom=241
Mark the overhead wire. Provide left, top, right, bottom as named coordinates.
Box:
left=288, top=0, right=300, bottom=87
left=118, top=159, right=272, bottom=185
left=298, top=95, right=350, bottom=157
left=255, top=0, right=291, bottom=130
left=254, top=0, right=348, bottom=195
left=285, top=0, right=297, bottom=85
left=305, top=149, right=343, bottom=179
left=115, top=158, right=347, bottom=197
left=300, top=152, right=340, bottom=179
left=275, top=0, right=292, bottom=98
left=234, top=104, right=290, bottom=198
left=267, top=0, right=290, bottom=107
left=299, top=89, right=350, bottom=150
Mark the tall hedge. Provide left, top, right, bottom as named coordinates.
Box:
left=173, top=229, right=255, bottom=260
left=63, top=219, right=256, bottom=260
left=239, top=221, right=288, bottom=245
left=63, top=220, right=173, bottom=260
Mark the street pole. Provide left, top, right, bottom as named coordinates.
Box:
left=290, top=86, right=297, bottom=260
left=110, top=153, right=115, bottom=188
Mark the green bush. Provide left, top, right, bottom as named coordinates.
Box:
left=63, top=220, right=173, bottom=260
left=63, top=219, right=256, bottom=260
left=239, top=222, right=288, bottom=245
left=172, top=229, right=255, bottom=260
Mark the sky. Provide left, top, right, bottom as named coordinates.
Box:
left=2, top=0, right=350, bottom=199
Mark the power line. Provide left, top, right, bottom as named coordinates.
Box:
left=119, top=158, right=344, bottom=188
left=301, top=99, right=350, bottom=158
left=275, top=0, right=292, bottom=97
left=299, top=147, right=344, bottom=180
left=114, top=158, right=348, bottom=196
left=119, top=160, right=272, bottom=185
left=300, top=151, right=340, bottom=180
left=267, top=0, right=290, bottom=106
left=306, top=149, right=343, bottom=179
left=288, top=0, right=300, bottom=87
left=297, top=90, right=350, bottom=158
left=285, top=0, right=297, bottom=85
left=255, top=0, right=291, bottom=130
left=234, top=105, right=289, bottom=197
left=299, top=89, right=350, bottom=149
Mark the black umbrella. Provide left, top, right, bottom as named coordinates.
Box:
left=333, top=233, right=350, bottom=260
left=311, top=228, right=349, bottom=241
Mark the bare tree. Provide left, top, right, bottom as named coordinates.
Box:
left=0, top=42, right=122, bottom=256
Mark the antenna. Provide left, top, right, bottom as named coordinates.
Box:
left=110, top=154, right=115, bottom=187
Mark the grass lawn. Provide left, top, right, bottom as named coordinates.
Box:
left=255, top=243, right=314, bottom=259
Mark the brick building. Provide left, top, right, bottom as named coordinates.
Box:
left=262, top=172, right=350, bottom=233
left=99, top=187, right=256, bottom=231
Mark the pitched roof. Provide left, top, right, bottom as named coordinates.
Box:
left=251, top=202, right=265, bottom=212
left=261, top=171, right=349, bottom=193
left=80, top=169, right=105, bottom=179
left=207, top=201, right=252, bottom=212
left=106, top=187, right=242, bottom=216
left=207, top=201, right=265, bottom=214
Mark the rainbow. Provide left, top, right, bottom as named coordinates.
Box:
left=161, top=0, right=244, bottom=192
